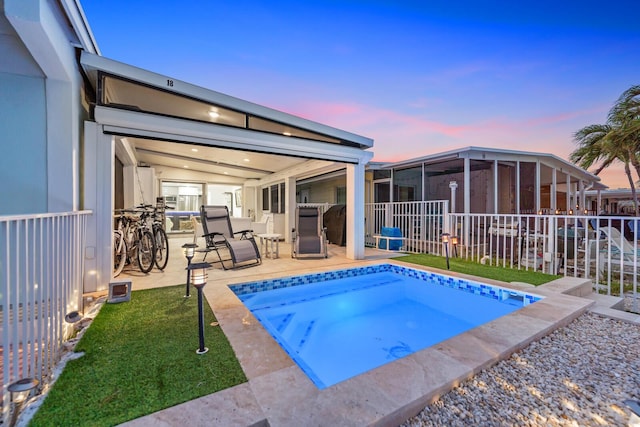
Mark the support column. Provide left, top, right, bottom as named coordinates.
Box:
left=566, top=174, right=571, bottom=213
left=551, top=168, right=557, bottom=212
left=285, top=176, right=296, bottom=243
left=535, top=161, right=541, bottom=213
left=449, top=181, right=458, bottom=213
left=346, top=162, right=365, bottom=259
left=493, top=159, right=499, bottom=214
left=515, top=161, right=521, bottom=214
left=464, top=157, right=470, bottom=214
left=83, top=121, right=113, bottom=293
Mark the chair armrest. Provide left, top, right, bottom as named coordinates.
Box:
left=233, top=229, right=252, bottom=235
left=235, top=229, right=254, bottom=239
left=204, top=231, right=224, bottom=238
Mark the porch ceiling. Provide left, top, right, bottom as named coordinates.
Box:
left=123, top=136, right=308, bottom=180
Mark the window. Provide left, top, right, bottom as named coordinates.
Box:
left=336, top=187, right=346, bottom=204
left=262, top=187, right=269, bottom=211
left=393, top=166, right=422, bottom=202
left=270, top=185, right=279, bottom=213
left=263, top=183, right=286, bottom=213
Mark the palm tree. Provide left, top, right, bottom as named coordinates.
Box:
left=570, top=85, right=640, bottom=216
left=608, top=86, right=640, bottom=174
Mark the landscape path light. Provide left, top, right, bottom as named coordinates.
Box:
left=182, top=243, right=198, bottom=298
left=8, top=377, right=39, bottom=427
left=441, top=233, right=450, bottom=270
left=450, top=235, right=459, bottom=258
left=189, top=262, right=211, bottom=355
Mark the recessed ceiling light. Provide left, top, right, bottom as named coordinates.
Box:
left=208, top=110, right=220, bottom=119
left=243, top=158, right=250, bottom=162
left=223, top=171, right=229, bottom=175
left=183, top=165, right=189, bottom=168
left=191, top=148, right=198, bottom=152
left=283, top=132, right=292, bottom=136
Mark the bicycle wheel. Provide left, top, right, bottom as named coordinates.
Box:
left=154, top=226, right=169, bottom=270
left=137, top=230, right=156, bottom=273
left=113, top=232, right=127, bottom=277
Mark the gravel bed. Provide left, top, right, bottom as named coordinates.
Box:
left=402, top=312, right=640, bottom=427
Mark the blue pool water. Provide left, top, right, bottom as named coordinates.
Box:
left=230, top=264, right=542, bottom=389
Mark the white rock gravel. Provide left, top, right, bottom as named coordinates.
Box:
left=401, top=312, right=640, bottom=427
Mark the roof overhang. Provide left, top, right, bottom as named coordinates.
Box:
left=80, top=52, right=373, bottom=151
left=381, top=146, right=604, bottom=186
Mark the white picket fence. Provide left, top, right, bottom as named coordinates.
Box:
left=1, top=211, right=91, bottom=423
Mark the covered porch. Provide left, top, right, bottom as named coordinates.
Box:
left=79, top=52, right=374, bottom=295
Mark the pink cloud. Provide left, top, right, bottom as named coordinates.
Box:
left=293, top=101, right=471, bottom=137
left=279, top=98, right=630, bottom=189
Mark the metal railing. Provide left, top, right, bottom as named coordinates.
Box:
left=448, top=213, right=640, bottom=301
left=363, top=202, right=639, bottom=304
left=364, top=201, right=449, bottom=254
left=1, top=210, right=91, bottom=422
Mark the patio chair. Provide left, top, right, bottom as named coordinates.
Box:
left=251, top=215, right=270, bottom=235
left=598, top=226, right=640, bottom=273
left=190, top=214, right=204, bottom=245
left=199, top=205, right=261, bottom=269
left=291, top=206, right=328, bottom=258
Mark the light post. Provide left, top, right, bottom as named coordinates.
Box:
left=189, top=262, right=211, bottom=355
left=441, top=233, right=450, bottom=270
left=8, top=377, right=39, bottom=427
left=182, top=243, right=198, bottom=298
left=450, top=235, right=459, bottom=258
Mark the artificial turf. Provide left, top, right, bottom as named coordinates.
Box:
left=29, top=285, right=247, bottom=426
left=397, top=253, right=560, bottom=285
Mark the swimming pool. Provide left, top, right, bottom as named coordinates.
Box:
left=230, top=263, right=543, bottom=389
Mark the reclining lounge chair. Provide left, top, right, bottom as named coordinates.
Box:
left=291, top=206, right=328, bottom=258
left=199, top=205, right=261, bottom=269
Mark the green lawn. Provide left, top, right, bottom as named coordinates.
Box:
left=396, top=253, right=560, bottom=285
left=29, top=285, right=247, bottom=427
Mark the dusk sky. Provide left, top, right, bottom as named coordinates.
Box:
left=82, top=1, right=640, bottom=189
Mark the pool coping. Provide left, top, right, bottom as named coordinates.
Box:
left=123, top=259, right=594, bottom=427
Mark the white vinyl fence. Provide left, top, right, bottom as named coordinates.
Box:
left=363, top=202, right=639, bottom=304
left=448, top=213, right=640, bottom=300
left=1, top=211, right=91, bottom=422
left=365, top=201, right=449, bottom=254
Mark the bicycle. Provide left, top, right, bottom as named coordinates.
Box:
left=113, top=226, right=127, bottom=277
left=114, top=208, right=156, bottom=274
left=134, top=204, right=171, bottom=271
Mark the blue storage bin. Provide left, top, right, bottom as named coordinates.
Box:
left=380, top=227, right=403, bottom=250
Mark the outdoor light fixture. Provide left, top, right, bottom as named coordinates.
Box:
left=450, top=235, right=459, bottom=258
left=64, top=310, right=82, bottom=324
left=8, top=377, right=39, bottom=427
left=441, top=233, right=451, bottom=270
left=182, top=243, right=198, bottom=298
left=189, top=262, right=211, bottom=355
left=569, top=209, right=574, bottom=215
